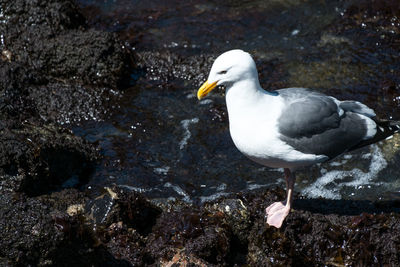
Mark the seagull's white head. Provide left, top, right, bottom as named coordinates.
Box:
left=197, top=49, right=259, bottom=100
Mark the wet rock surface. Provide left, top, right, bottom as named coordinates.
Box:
left=246, top=190, right=400, bottom=266
left=1, top=0, right=400, bottom=266
left=0, top=0, right=132, bottom=265
left=0, top=188, right=135, bottom=266
left=0, top=0, right=130, bottom=124
left=0, top=122, right=98, bottom=196
left=5, top=185, right=400, bottom=266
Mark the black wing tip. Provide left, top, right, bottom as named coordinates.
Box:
left=377, top=120, right=400, bottom=134
left=349, top=119, right=399, bottom=152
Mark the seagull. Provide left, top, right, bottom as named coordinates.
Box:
left=197, top=49, right=400, bottom=228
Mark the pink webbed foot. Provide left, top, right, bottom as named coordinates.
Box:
left=265, top=201, right=291, bottom=228
left=265, top=168, right=296, bottom=228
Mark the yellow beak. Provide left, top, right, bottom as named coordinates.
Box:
left=197, top=80, right=218, bottom=100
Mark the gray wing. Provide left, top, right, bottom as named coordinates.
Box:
left=276, top=88, right=373, bottom=159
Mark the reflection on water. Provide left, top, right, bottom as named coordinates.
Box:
left=74, top=0, right=400, bottom=202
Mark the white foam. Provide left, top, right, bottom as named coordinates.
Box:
left=361, top=153, right=371, bottom=159
left=216, top=183, right=227, bottom=191
left=153, top=166, right=170, bottom=175
left=200, top=99, right=213, bottom=105
left=200, top=192, right=230, bottom=203
left=301, top=145, right=387, bottom=199
left=291, top=29, right=300, bottom=36
left=186, top=93, right=196, bottom=99
left=247, top=183, right=269, bottom=191
left=164, top=182, right=191, bottom=203
left=179, top=118, right=199, bottom=150
left=119, top=184, right=153, bottom=193
left=100, top=199, right=115, bottom=224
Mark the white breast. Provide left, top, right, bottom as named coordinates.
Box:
left=226, top=90, right=328, bottom=169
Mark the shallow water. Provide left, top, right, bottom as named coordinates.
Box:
left=74, top=0, right=400, bottom=202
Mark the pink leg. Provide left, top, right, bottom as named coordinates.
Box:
left=265, top=168, right=295, bottom=228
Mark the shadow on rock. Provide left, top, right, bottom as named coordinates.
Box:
left=0, top=122, right=98, bottom=196
left=295, top=197, right=400, bottom=215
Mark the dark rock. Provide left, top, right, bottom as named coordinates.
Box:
left=0, top=121, right=98, bottom=196
left=184, top=226, right=231, bottom=265
left=1, top=0, right=86, bottom=36
left=204, top=198, right=251, bottom=244
left=0, top=61, right=40, bottom=122
left=102, top=221, right=148, bottom=266
left=0, top=188, right=133, bottom=266
left=0, top=189, right=80, bottom=265
left=27, top=82, right=121, bottom=124
left=245, top=189, right=400, bottom=266
left=113, top=188, right=162, bottom=236
left=84, top=186, right=162, bottom=265
left=160, top=250, right=210, bottom=267
left=0, top=0, right=132, bottom=124
left=145, top=207, right=207, bottom=263
left=0, top=0, right=134, bottom=265
left=1, top=0, right=129, bottom=88
left=3, top=181, right=400, bottom=266
left=135, top=50, right=214, bottom=87
left=19, top=29, right=128, bottom=88
left=0, top=191, right=66, bottom=265
left=145, top=198, right=250, bottom=266
left=85, top=186, right=162, bottom=235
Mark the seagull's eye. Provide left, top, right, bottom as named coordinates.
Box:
left=218, top=70, right=227, bottom=75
